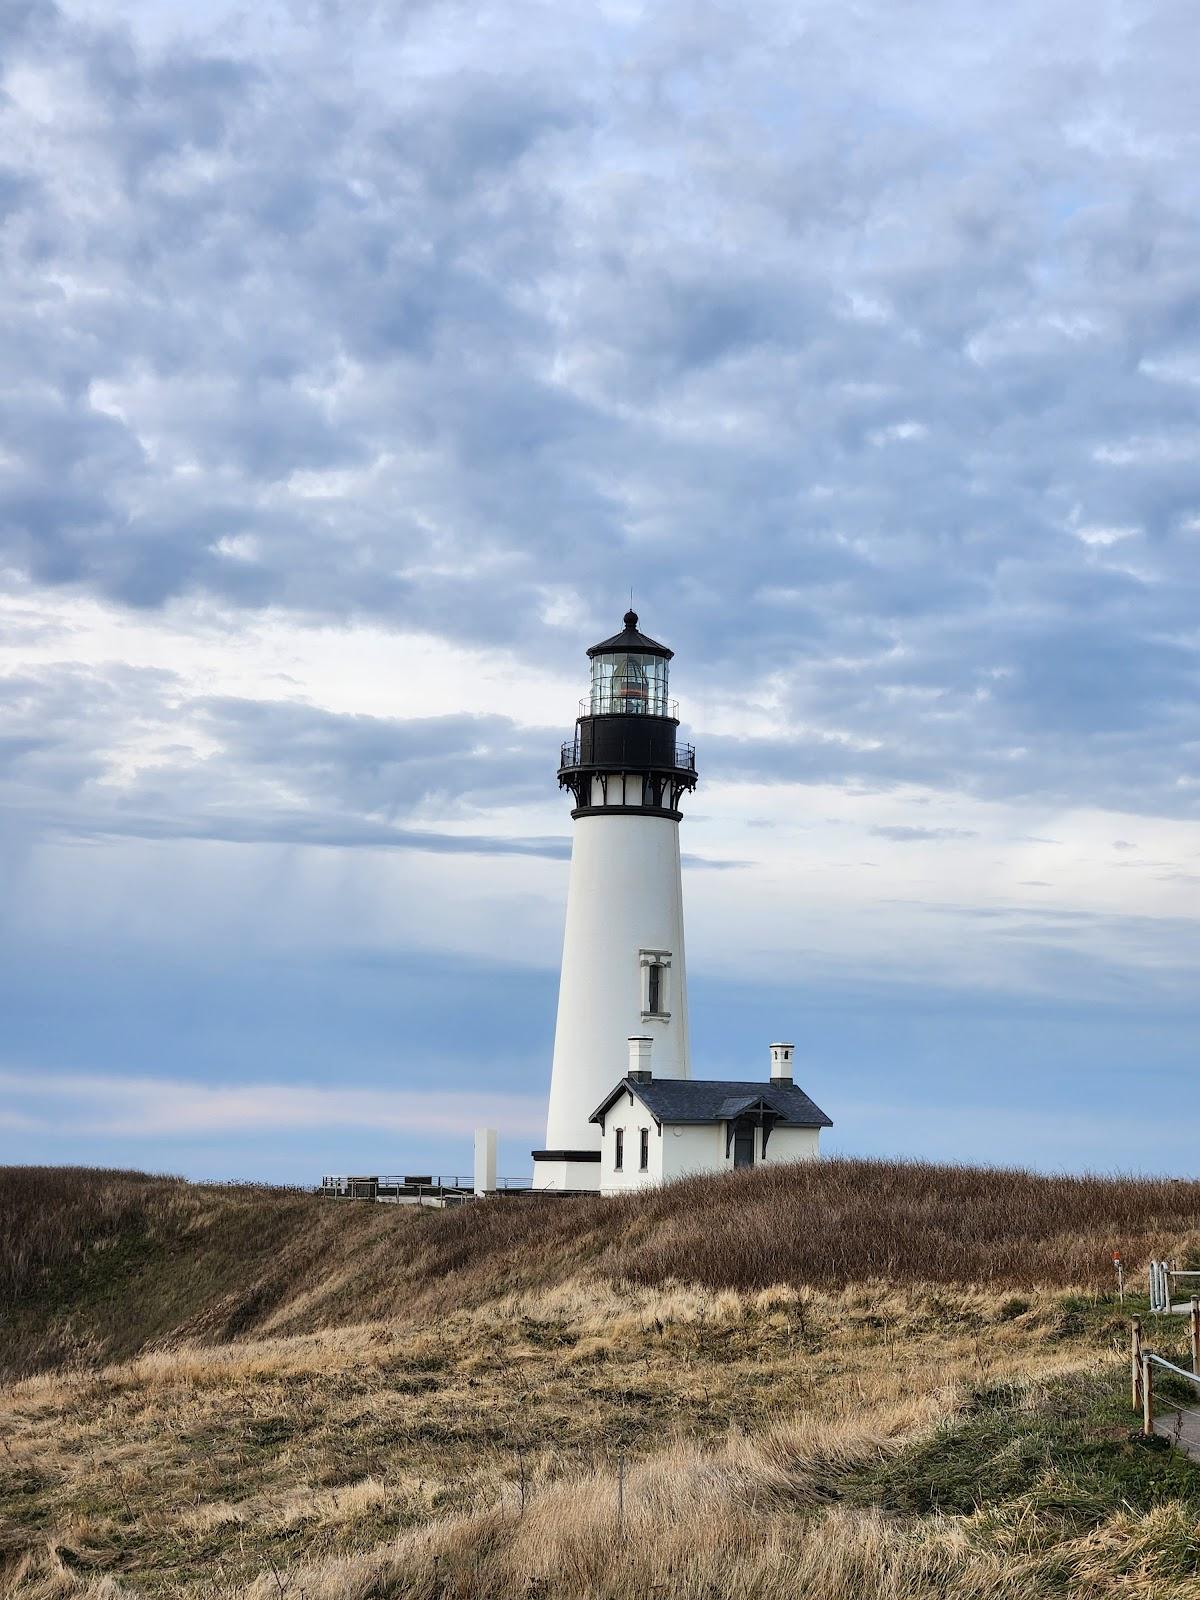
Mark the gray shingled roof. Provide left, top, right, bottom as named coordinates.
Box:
left=590, top=1077, right=832, bottom=1129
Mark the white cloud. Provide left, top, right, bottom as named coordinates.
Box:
left=1072, top=524, right=1140, bottom=547
left=0, top=1068, right=546, bottom=1140
left=867, top=421, right=929, bottom=446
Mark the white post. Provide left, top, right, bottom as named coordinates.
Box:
left=474, top=1128, right=497, bottom=1196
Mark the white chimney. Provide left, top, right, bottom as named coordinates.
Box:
left=628, top=1035, right=654, bottom=1082
left=769, top=1042, right=794, bottom=1085
left=474, top=1127, right=497, bottom=1195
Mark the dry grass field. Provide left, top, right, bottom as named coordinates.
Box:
left=3, top=1161, right=1200, bottom=1598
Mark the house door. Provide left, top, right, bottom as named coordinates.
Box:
left=732, top=1121, right=755, bottom=1169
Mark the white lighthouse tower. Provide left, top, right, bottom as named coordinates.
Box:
left=533, top=612, right=699, bottom=1191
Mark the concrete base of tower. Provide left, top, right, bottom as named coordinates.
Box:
left=531, top=1149, right=602, bottom=1192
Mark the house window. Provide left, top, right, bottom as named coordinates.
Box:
left=639, top=1129, right=649, bottom=1171
left=639, top=950, right=671, bottom=1020
left=614, top=1128, right=624, bottom=1170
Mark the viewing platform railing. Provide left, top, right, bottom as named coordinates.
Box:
left=559, top=736, right=696, bottom=772
left=319, top=1175, right=531, bottom=1201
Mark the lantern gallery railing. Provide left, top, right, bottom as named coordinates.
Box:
left=579, top=691, right=680, bottom=718
left=559, top=736, right=696, bottom=773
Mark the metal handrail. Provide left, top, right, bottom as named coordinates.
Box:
left=1146, top=1352, right=1200, bottom=1385
left=560, top=737, right=696, bottom=772
left=320, top=1174, right=530, bottom=1194
left=1148, top=1259, right=1200, bottom=1312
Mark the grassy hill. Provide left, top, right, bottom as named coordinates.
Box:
left=3, top=1160, right=1200, bottom=1598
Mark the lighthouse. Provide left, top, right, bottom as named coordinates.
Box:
left=532, top=612, right=699, bottom=1191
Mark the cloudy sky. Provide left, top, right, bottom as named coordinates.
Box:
left=1, top=0, right=1198, bottom=1182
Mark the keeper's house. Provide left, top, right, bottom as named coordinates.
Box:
left=588, top=1040, right=832, bottom=1197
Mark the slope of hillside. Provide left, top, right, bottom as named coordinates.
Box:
left=4, top=1160, right=1199, bottom=1380
left=4, top=1161, right=1200, bottom=1599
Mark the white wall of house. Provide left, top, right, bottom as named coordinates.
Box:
left=531, top=1155, right=602, bottom=1192
left=660, top=1121, right=726, bottom=1183
left=762, top=1126, right=821, bottom=1163
left=599, top=1090, right=664, bottom=1194
left=598, top=1103, right=822, bottom=1194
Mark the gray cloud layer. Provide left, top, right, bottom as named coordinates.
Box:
left=1, top=0, right=1198, bottom=823
left=0, top=660, right=570, bottom=853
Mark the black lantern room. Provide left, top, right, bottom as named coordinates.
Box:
left=558, top=611, right=698, bottom=818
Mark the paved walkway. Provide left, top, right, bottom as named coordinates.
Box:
left=1153, top=1408, right=1200, bottom=1460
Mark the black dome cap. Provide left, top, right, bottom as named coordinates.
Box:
left=586, top=610, right=673, bottom=660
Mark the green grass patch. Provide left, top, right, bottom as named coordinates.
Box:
left=846, top=1366, right=1200, bottom=1529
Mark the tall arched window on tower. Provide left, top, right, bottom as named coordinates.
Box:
left=640, top=949, right=671, bottom=1019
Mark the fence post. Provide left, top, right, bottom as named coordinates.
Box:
left=1191, top=1299, right=1199, bottom=1376
left=1143, top=1353, right=1154, bottom=1438
left=1131, top=1318, right=1143, bottom=1411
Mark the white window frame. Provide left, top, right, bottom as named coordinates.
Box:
left=639, top=949, right=672, bottom=1022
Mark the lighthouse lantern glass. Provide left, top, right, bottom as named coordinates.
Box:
left=590, top=653, right=670, bottom=716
